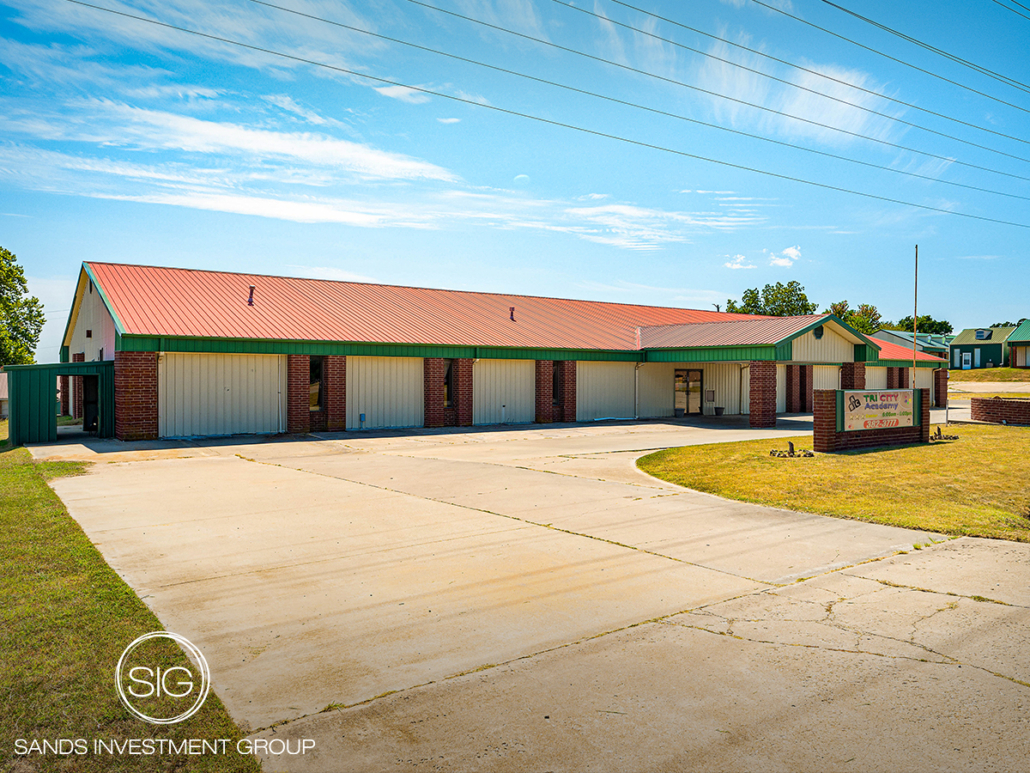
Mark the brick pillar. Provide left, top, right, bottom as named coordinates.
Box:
left=558, top=361, right=577, bottom=422
left=919, top=389, right=931, bottom=443
left=785, top=365, right=800, bottom=413
left=535, top=360, right=553, bottom=423
left=933, top=368, right=947, bottom=409
left=840, top=362, right=866, bottom=390
left=886, top=367, right=898, bottom=389
left=812, top=389, right=837, bottom=453
left=749, top=361, right=777, bottom=428
left=326, top=355, right=346, bottom=431
left=899, top=368, right=910, bottom=389
left=114, top=351, right=158, bottom=441
left=287, top=355, right=310, bottom=433
left=59, top=375, right=70, bottom=416
left=424, top=358, right=446, bottom=429
left=802, top=365, right=814, bottom=412
left=454, top=359, right=473, bottom=427
left=72, top=353, right=85, bottom=418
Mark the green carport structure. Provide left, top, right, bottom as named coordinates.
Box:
left=5, top=361, right=115, bottom=446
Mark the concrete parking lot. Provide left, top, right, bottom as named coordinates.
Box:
left=38, top=416, right=1030, bottom=772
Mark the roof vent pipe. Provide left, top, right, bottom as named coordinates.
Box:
left=510, top=306, right=515, bottom=321
left=248, top=285, right=255, bottom=306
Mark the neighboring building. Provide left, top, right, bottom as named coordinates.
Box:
left=949, top=327, right=1016, bottom=369
left=6, top=262, right=946, bottom=445
left=1009, top=320, right=1030, bottom=368
left=0, top=371, right=8, bottom=420
left=870, top=330, right=952, bottom=358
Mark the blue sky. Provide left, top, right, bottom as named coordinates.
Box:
left=3, top=0, right=1028, bottom=361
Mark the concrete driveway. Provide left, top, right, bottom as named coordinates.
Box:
left=38, top=417, right=1029, bottom=772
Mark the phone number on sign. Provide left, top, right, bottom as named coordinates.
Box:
left=863, top=419, right=901, bottom=429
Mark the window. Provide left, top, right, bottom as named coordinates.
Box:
left=443, top=359, right=455, bottom=408
left=552, top=361, right=562, bottom=407
left=309, top=356, right=324, bottom=411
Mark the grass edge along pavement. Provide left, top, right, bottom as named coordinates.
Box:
left=947, top=367, right=1030, bottom=383
left=0, top=422, right=261, bottom=773
left=637, top=425, right=1030, bottom=543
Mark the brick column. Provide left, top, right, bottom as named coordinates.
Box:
left=454, top=359, right=473, bottom=427
left=785, top=365, right=801, bottom=413
left=886, top=367, right=898, bottom=389
left=812, top=389, right=837, bottom=453
left=287, top=355, right=310, bottom=433
left=899, top=368, right=910, bottom=388
left=59, top=375, right=70, bottom=416
left=919, top=389, right=931, bottom=443
left=933, top=368, right=947, bottom=409
left=840, top=362, right=866, bottom=390
left=326, top=355, right=346, bottom=431
left=749, top=361, right=777, bottom=428
left=114, top=351, right=158, bottom=441
left=802, top=364, right=814, bottom=412
left=535, top=360, right=553, bottom=423
left=71, top=352, right=85, bottom=418
left=557, top=361, right=577, bottom=422
left=424, top=357, right=446, bottom=429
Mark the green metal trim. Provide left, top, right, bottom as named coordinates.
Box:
left=119, top=335, right=643, bottom=362
left=871, top=359, right=947, bottom=368
left=914, top=388, right=922, bottom=428
left=774, top=341, right=792, bottom=361
left=60, top=345, right=69, bottom=364
left=82, top=263, right=127, bottom=336
left=835, top=390, right=844, bottom=433
left=6, top=361, right=115, bottom=446
left=644, top=345, right=778, bottom=363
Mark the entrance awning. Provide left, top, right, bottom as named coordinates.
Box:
left=4, top=361, right=115, bottom=446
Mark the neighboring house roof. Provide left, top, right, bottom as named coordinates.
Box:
left=951, top=327, right=1017, bottom=346
left=638, top=315, right=838, bottom=349
left=79, top=262, right=768, bottom=351
left=1008, top=319, right=1030, bottom=344
left=871, top=339, right=947, bottom=363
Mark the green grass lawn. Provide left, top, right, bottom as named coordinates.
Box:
left=947, top=392, right=1030, bottom=401
left=0, top=420, right=261, bottom=772
left=638, top=425, right=1030, bottom=543
left=947, top=367, right=1030, bottom=383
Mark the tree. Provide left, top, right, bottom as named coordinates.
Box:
left=726, top=281, right=817, bottom=317
left=896, top=315, right=953, bottom=335
left=822, top=301, right=883, bottom=335
left=991, top=319, right=1027, bottom=327
left=1, top=246, right=45, bottom=366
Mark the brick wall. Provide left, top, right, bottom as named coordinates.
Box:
left=749, top=360, right=777, bottom=428
left=287, top=355, right=310, bottom=434
left=326, top=356, right=346, bottom=431
left=423, top=358, right=472, bottom=428
left=424, top=358, right=447, bottom=428
left=970, top=396, right=1030, bottom=425
left=801, top=365, right=813, bottom=412
left=786, top=365, right=800, bottom=413
left=72, top=352, right=84, bottom=418
left=933, top=368, right=948, bottom=409
left=557, top=360, right=577, bottom=422
left=814, top=388, right=930, bottom=452
left=114, top=351, right=158, bottom=441
left=535, top=360, right=553, bottom=423
left=840, top=362, right=866, bottom=390
left=59, top=375, right=69, bottom=416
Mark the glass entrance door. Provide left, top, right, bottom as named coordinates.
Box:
left=675, top=369, right=703, bottom=415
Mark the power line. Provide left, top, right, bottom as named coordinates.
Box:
left=751, top=0, right=1030, bottom=116
left=401, top=0, right=1030, bottom=179
left=817, top=0, right=1030, bottom=94
left=607, top=0, right=1030, bottom=148
left=559, top=0, right=1030, bottom=161
left=58, top=0, right=1030, bottom=229
left=989, top=0, right=1030, bottom=22
left=243, top=0, right=1030, bottom=199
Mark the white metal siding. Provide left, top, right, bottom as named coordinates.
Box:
left=346, top=357, right=424, bottom=430
left=740, top=365, right=751, bottom=415
left=865, top=367, right=887, bottom=389
left=158, top=353, right=285, bottom=438
left=637, top=363, right=675, bottom=418
left=914, top=369, right=933, bottom=391
left=776, top=364, right=786, bottom=413
left=70, top=280, right=116, bottom=362
left=701, top=363, right=744, bottom=416
left=813, top=365, right=840, bottom=391
left=472, top=359, right=534, bottom=425
left=953, top=349, right=960, bottom=367
left=577, top=362, right=636, bottom=421
left=793, top=326, right=854, bottom=363
left=1017, top=346, right=1027, bottom=368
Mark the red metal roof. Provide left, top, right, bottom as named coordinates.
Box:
left=638, top=316, right=829, bottom=348
left=86, top=262, right=766, bottom=350
left=874, top=338, right=947, bottom=363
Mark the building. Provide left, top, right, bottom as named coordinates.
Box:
left=6, top=262, right=947, bottom=445
left=0, top=371, right=8, bottom=420
left=1009, top=320, right=1030, bottom=368
left=870, top=330, right=952, bottom=359
left=949, top=327, right=1016, bottom=369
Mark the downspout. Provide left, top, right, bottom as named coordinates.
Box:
left=740, top=363, right=750, bottom=415
left=278, top=356, right=284, bottom=432
left=634, top=362, right=643, bottom=419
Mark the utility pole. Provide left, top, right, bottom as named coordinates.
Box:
left=912, top=245, right=918, bottom=389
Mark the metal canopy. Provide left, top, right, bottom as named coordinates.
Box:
left=4, top=360, right=115, bottom=446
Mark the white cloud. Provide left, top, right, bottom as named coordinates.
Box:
left=374, top=85, right=432, bottom=104
left=263, top=94, right=330, bottom=126
left=725, top=254, right=756, bottom=269
left=437, top=118, right=461, bottom=124
left=769, top=245, right=801, bottom=266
